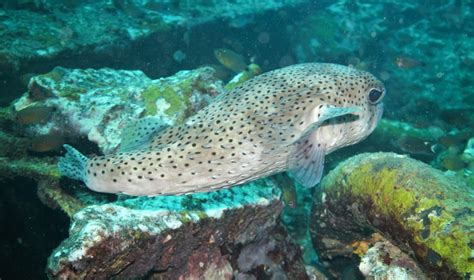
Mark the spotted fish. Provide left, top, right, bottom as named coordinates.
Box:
left=59, top=63, right=385, bottom=196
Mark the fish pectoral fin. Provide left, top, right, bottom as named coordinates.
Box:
left=118, top=116, right=170, bottom=152
left=287, top=128, right=326, bottom=188
left=286, top=105, right=356, bottom=187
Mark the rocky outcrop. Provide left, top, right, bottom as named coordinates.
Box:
left=310, top=152, right=473, bottom=279
left=47, top=181, right=308, bottom=279
left=12, top=66, right=222, bottom=154
left=0, top=0, right=311, bottom=105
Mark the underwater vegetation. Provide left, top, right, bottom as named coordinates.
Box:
left=0, top=0, right=472, bottom=279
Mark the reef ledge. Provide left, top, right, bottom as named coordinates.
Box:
left=47, top=181, right=308, bottom=279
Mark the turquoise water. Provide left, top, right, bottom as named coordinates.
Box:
left=0, top=1, right=472, bottom=279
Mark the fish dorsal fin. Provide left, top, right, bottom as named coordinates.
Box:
left=118, top=116, right=170, bottom=152
left=287, top=105, right=359, bottom=188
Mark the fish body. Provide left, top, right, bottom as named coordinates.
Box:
left=15, top=105, right=54, bottom=125
left=59, top=63, right=384, bottom=196
left=396, top=136, right=433, bottom=156
left=29, top=133, right=65, bottom=152
left=214, top=48, right=248, bottom=73
left=394, top=55, right=425, bottom=69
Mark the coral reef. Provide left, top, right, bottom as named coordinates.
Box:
left=47, top=181, right=308, bottom=279
left=310, top=152, right=473, bottom=279
left=1, top=0, right=471, bottom=279
left=12, top=66, right=222, bottom=154
left=0, top=0, right=309, bottom=105
left=290, top=0, right=473, bottom=113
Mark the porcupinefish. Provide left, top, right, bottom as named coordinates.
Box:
left=59, top=63, right=385, bottom=196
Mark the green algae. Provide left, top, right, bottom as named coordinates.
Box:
left=141, top=74, right=199, bottom=123
left=0, top=106, right=11, bottom=120
left=0, top=130, right=28, bottom=158
left=56, top=85, right=88, bottom=101
left=142, top=84, right=186, bottom=120
left=0, top=157, right=60, bottom=180
left=321, top=153, right=473, bottom=277
left=345, top=164, right=416, bottom=217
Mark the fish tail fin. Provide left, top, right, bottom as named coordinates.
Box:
left=58, top=144, right=88, bottom=181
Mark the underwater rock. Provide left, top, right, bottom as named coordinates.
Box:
left=304, top=265, right=329, bottom=280
left=0, top=154, right=86, bottom=218
left=36, top=179, right=84, bottom=218
left=0, top=0, right=309, bottom=105
left=372, top=114, right=445, bottom=143
left=0, top=129, right=29, bottom=158
left=12, top=66, right=222, bottom=154
left=359, top=238, right=427, bottom=280
left=310, top=152, right=473, bottom=279
left=462, top=138, right=474, bottom=168
left=0, top=157, right=59, bottom=182
left=47, top=181, right=308, bottom=279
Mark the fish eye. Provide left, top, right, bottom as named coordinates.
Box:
left=368, top=88, right=384, bottom=104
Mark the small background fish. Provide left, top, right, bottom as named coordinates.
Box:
left=214, top=48, right=248, bottom=73
left=28, top=133, right=65, bottom=153
left=394, top=55, right=426, bottom=69
left=14, top=105, right=54, bottom=125
left=271, top=172, right=298, bottom=208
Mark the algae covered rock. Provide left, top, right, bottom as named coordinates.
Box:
left=310, top=152, right=473, bottom=279
left=12, top=66, right=222, bottom=153
left=47, top=180, right=308, bottom=279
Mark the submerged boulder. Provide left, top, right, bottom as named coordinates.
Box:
left=310, top=152, right=473, bottom=279
left=12, top=66, right=222, bottom=154
left=47, top=181, right=308, bottom=279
